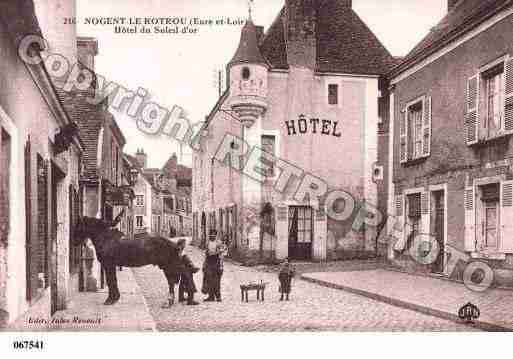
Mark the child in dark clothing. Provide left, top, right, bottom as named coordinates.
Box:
left=278, top=258, right=295, bottom=301
left=178, top=254, right=200, bottom=305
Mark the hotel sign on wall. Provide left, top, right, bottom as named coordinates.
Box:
left=285, top=115, right=342, bottom=137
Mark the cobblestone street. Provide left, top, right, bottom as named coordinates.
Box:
left=132, top=244, right=477, bottom=332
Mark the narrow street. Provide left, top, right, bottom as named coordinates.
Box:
left=132, top=243, right=476, bottom=332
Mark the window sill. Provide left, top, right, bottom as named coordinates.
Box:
left=471, top=132, right=513, bottom=147
left=401, top=156, right=428, bottom=167
left=470, top=251, right=506, bottom=260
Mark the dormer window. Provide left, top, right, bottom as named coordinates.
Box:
left=242, top=67, right=251, bottom=80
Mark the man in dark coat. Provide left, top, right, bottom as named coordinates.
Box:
left=178, top=253, right=200, bottom=305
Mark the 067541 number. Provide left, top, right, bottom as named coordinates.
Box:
left=13, top=340, right=44, bottom=350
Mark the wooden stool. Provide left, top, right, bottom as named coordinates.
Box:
left=240, top=282, right=267, bottom=302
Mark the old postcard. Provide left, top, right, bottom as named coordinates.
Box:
left=1, top=0, right=513, bottom=350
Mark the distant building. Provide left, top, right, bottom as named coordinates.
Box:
left=387, top=0, right=513, bottom=285
left=192, top=0, right=395, bottom=263
left=126, top=150, right=192, bottom=238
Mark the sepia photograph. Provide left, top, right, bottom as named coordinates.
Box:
left=0, top=0, right=512, bottom=356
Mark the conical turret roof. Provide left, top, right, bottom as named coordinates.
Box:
left=228, top=19, right=267, bottom=67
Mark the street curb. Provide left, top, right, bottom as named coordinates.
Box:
left=301, top=274, right=511, bottom=332
left=129, top=269, right=157, bottom=332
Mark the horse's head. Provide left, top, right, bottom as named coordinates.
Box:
left=73, top=209, right=125, bottom=246
left=73, top=217, right=106, bottom=246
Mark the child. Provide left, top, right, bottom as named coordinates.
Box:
left=178, top=254, right=200, bottom=305
left=278, top=258, right=295, bottom=301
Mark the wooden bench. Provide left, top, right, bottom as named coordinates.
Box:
left=240, top=282, right=267, bottom=302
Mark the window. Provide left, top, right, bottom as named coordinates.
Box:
left=136, top=216, right=143, bottom=228
left=409, top=102, right=423, bottom=159
left=484, top=65, right=505, bottom=137
left=242, top=67, right=250, bottom=80
left=328, top=84, right=338, bottom=105
left=465, top=180, right=513, bottom=254
left=407, top=193, right=421, bottom=235
left=477, top=183, right=500, bottom=250
left=136, top=195, right=144, bottom=207
left=466, top=56, right=513, bottom=144
left=400, top=96, right=432, bottom=163
left=289, top=206, right=312, bottom=243
left=261, top=135, right=276, bottom=177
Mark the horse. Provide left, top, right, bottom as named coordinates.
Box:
left=73, top=210, right=185, bottom=306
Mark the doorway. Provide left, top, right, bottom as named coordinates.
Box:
left=431, top=190, right=445, bottom=274
left=288, top=206, right=313, bottom=260
left=201, top=212, right=206, bottom=248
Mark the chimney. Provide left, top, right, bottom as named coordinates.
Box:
left=77, top=37, right=98, bottom=70
left=163, top=153, right=178, bottom=178
left=448, top=0, right=459, bottom=12
left=285, top=0, right=317, bottom=69
left=135, top=149, right=147, bottom=169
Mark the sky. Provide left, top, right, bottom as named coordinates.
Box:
left=77, top=0, right=446, bottom=168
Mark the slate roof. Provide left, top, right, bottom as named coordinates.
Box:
left=258, top=1, right=396, bottom=75
left=55, top=89, right=105, bottom=181
left=259, top=8, right=288, bottom=70
left=229, top=19, right=268, bottom=67
left=390, top=0, right=513, bottom=77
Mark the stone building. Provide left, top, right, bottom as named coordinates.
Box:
left=192, top=0, right=395, bottom=263
left=387, top=0, right=513, bottom=285
left=0, top=0, right=83, bottom=326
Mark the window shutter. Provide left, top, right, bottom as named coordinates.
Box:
left=500, top=180, right=513, bottom=253
left=504, top=57, right=513, bottom=133
left=421, top=191, right=430, bottom=236
left=423, top=96, right=432, bottom=157
left=394, top=195, right=406, bottom=250
left=24, top=139, right=33, bottom=301
left=464, top=186, right=476, bottom=251
left=399, top=109, right=407, bottom=163
left=465, top=75, right=479, bottom=145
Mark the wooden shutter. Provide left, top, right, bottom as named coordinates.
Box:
left=504, top=57, right=513, bottom=133
left=37, top=159, right=49, bottom=289
left=500, top=180, right=513, bottom=253
left=464, top=186, right=476, bottom=251
left=423, top=96, right=432, bottom=157
left=394, top=195, right=405, bottom=250
left=465, top=75, right=479, bottom=145
left=399, top=109, right=407, bottom=163
left=24, top=139, right=39, bottom=301
left=421, top=191, right=430, bottom=236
